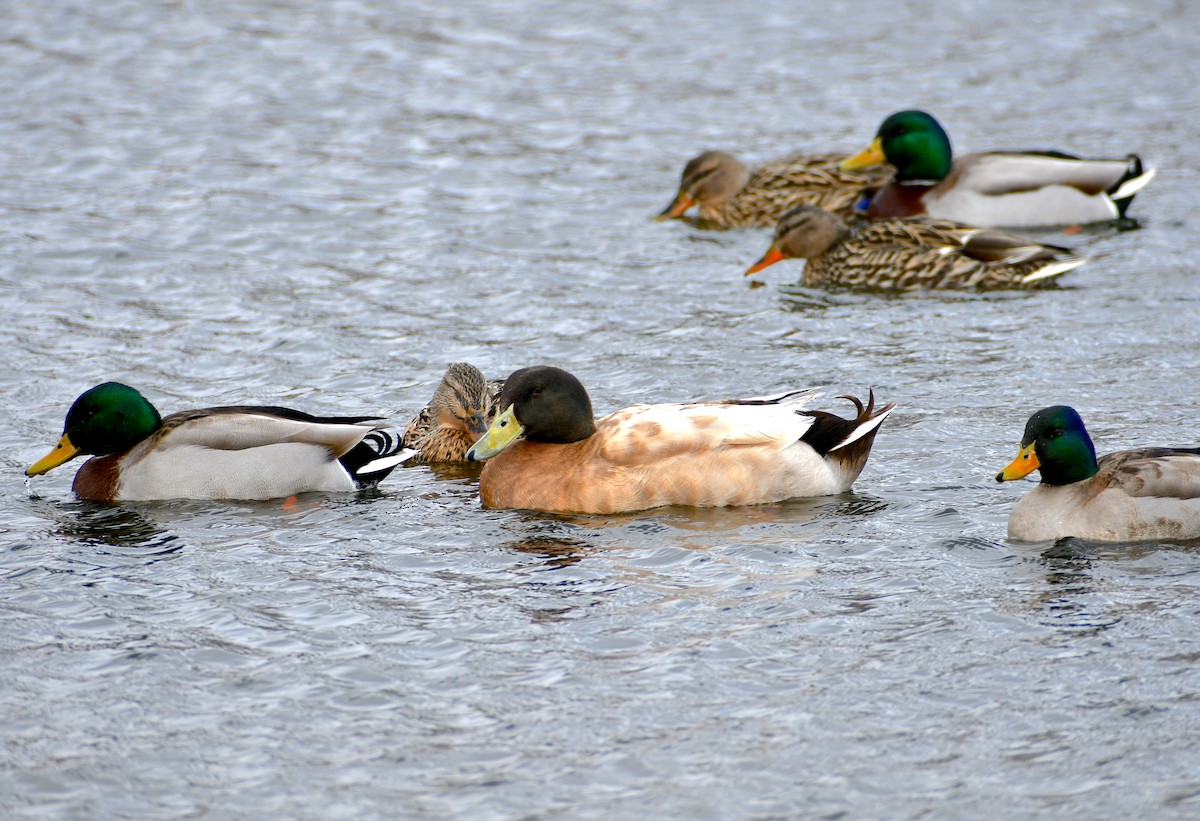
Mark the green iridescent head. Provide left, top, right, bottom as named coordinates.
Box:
left=27, top=382, right=163, bottom=476
left=997, top=405, right=1098, bottom=486
left=872, top=110, right=954, bottom=182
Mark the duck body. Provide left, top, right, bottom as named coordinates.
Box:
left=657, top=150, right=891, bottom=228
left=746, top=205, right=1085, bottom=290
left=845, top=111, right=1154, bottom=228
left=402, top=363, right=504, bottom=463
left=996, top=406, right=1200, bottom=542
left=27, top=383, right=413, bottom=502
left=466, top=366, right=894, bottom=515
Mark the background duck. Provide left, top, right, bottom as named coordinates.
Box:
left=842, top=110, right=1155, bottom=228
left=744, top=205, right=1086, bottom=290
left=25, top=382, right=414, bottom=502
left=656, top=149, right=891, bottom=228
left=402, top=362, right=504, bottom=463
left=996, top=405, right=1200, bottom=542
left=465, top=365, right=895, bottom=515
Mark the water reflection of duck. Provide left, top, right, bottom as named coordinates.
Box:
left=655, top=149, right=891, bottom=228
left=996, top=405, right=1200, bottom=542
left=466, top=365, right=895, bottom=515
left=843, top=110, right=1154, bottom=228
left=745, top=205, right=1086, bottom=290
left=26, top=382, right=413, bottom=501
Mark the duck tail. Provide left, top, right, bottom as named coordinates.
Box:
left=341, top=429, right=417, bottom=487
left=1021, top=254, right=1088, bottom=285
left=829, top=390, right=897, bottom=452
left=799, top=390, right=896, bottom=486
left=1108, top=155, right=1156, bottom=216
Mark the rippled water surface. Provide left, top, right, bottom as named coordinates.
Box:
left=3, top=1, right=1200, bottom=817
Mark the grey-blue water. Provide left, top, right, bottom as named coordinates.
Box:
left=2, top=1, right=1199, bottom=818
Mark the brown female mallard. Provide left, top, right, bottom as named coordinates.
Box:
left=744, top=205, right=1086, bottom=290
left=402, top=363, right=504, bottom=463
left=656, top=150, right=891, bottom=228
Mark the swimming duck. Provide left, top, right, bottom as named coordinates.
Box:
left=996, top=405, right=1200, bottom=542
left=656, top=149, right=892, bottom=228
left=465, top=365, right=895, bottom=514
left=402, top=363, right=504, bottom=463
left=842, top=110, right=1154, bottom=228
left=25, top=382, right=414, bottom=501
left=744, top=205, right=1086, bottom=290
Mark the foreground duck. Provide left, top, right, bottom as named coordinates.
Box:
left=744, top=205, right=1086, bottom=289
left=26, top=382, right=414, bottom=501
left=656, top=150, right=891, bottom=228
left=842, top=110, right=1154, bottom=228
left=464, top=365, right=894, bottom=514
left=402, top=363, right=504, bottom=463
left=996, top=406, right=1200, bottom=542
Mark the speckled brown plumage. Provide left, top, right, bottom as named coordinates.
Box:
left=658, top=150, right=892, bottom=228
left=402, top=363, right=504, bottom=463
left=746, top=205, right=1087, bottom=290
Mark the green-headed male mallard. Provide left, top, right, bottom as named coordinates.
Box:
left=996, top=405, right=1200, bottom=542
left=843, top=110, right=1154, bottom=228
left=26, top=382, right=413, bottom=501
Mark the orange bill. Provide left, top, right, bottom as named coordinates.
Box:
left=996, top=442, right=1039, bottom=482
left=655, top=193, right=695, bottom=221
left=745, top=244, right=787, bottom=276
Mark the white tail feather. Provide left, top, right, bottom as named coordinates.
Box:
left=1110, top=167, right=1156, bottom=201
left=830, top=404, right=896, bottom=451
left=1021, top=256, right=1088, bottom=284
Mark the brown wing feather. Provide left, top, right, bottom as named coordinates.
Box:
left=706, top=153, right=891, bottom=227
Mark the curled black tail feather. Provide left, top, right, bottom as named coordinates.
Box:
left=1108, top=154, right=1146, bottom=217
left=340, top=429, right=415, bottom=487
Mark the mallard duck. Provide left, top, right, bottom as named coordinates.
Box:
left=464, top=365, right=895, bottom=514
left=401, top=363, right=504, bottom=463
left=996, top=406, right=1200, bottom=542
left=842, top=110, right=1155, bottom=228
left=25, top=382, right=414, bottom=501
left=655, top=149, right=892, bottom=228
left=744, top=205, right=1086, bottom=290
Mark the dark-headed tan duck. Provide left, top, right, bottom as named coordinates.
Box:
left=465, top=365, right=895, bottom=514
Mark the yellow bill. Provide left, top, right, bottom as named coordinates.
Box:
left=27, top=433, right=80, bottom=476
left=841, top=137, right=887, bottom=170
left=466, top=406, right=524, bottom=461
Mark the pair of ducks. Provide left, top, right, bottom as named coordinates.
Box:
left=658, top=110, right=1155, bottom=289
left=26, top=367, right=1200, bottom=543
left=25, top=365, right=894, bottom=516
